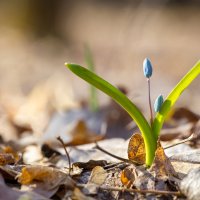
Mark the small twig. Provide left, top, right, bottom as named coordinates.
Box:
left=104, top=162, right=129, bottom=171
left=57, top=136, right=72, bottom=175
left=94, top=142, right=140, bottom=165
left=99, top=186, right=184, bottom=197
left=164, top=134, right=194, bottom=150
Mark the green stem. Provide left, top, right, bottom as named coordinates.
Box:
left=147, top=78, right=153, bottom=126
left=65, top=63, right=157, bottom=166
left=152, top=60, right=200, bottom=139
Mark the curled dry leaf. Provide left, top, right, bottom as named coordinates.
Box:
left=150, top=142, right=177, bottom=179
left=121, top=166, right=137, bottom=188
left=18, top=165, right=75, bottom=190
left=127, top=133, right=145, bottom=164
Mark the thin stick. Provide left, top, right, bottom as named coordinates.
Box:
left=147, top=78, right=153, bottom=126
left=164, top=134, right=194, bottom=149
left=57, top=136, right=72, bottom=175
left=99, top=186, right=183, bottom=197
left=94, top=142, right=140, bottom=165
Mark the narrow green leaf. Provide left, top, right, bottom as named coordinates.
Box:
left=65, top=63, right=157, bottom=166
left=153, top=60, right=200, bottom=138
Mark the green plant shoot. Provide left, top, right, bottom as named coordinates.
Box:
left=65, top=63, right=156, bottom=166
left=153, top=61, right=200, bottom=140
left=65, top=60, right=200, bottom=167
left=84, top=45, right=99, bottom=112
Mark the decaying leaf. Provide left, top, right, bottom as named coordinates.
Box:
left=122, top=140, right=178, bottom=192
left=88, top=166, right=107, bottom=185
left=68, top=120, right=104, bottom=145
left=18, top=165, right=75, bottom=190
left=3, top=146, right=20, bottom=162
left=83, top=166, right=108, bottom=195
left=127, top=133, right=145, bottom=164
left=0, top=164, right=21, bottom=181
left=0, top=153, right=15, bottom=165
left=120, top=164, right=155, bottom=190
left=121, top=165, right=137, bottom=188
left=73, top=160, right=108, bottom=170
left=43, top=117, right=104, bottom=146
left=0, top=173, right=48, bottom=200
left=150, top=143, right=177, bottom=179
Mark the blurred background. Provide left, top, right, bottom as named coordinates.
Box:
left=0, top=0, right=199, bottom=141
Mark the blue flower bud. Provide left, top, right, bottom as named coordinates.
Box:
left=143, top=58, right=153, bottom=78
left=154, top=94, right=164, bottom=112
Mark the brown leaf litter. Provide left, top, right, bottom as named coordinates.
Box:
left=0, top=93, right=199, bottom=199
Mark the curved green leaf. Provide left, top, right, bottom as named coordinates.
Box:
left=65, top=63, right=156, bottom=166
left=153, top=60, right=200, bottom=138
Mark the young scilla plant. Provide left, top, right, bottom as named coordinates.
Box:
left=65, top=59, right=200, bottom=167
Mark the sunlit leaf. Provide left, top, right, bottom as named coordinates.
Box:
left=18, top=165, right=74, bottom=190
left=128, top=133, right=145, bottom=165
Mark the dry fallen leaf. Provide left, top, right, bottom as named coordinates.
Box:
left=121, top=165, right=137, bottom=188
left=0, top=153, right=15, bottom=165
left=18, top=165, right=76, bottom=198
left=150, top=143, right=177, bottom=179
left=18, top=165, right=75, bottom=190
left=3, top=146, right=19, bottom=160
left=83, top=166, right=108, bottom=195
left=120, top=164, right=155, bottom=190
left=88, top=166, right=107, bottom=185
left=127, top=133, right=145, bottom=164
left=68, top=120, right=104, bottom=145
left=0, top=173, right=48, bottom=200
left=73, top=160, right=107, bottom=170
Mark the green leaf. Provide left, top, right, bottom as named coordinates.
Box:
left=153, top=60, right=200, bottom=138
left=65, top=63, right=157, bottom=167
